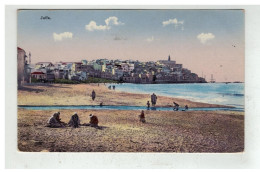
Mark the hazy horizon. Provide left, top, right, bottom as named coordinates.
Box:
left=18, top=9, right=244, bottom=82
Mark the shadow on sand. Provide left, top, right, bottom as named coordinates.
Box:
left=80, top=124, right=108, bottom=130
left=18, top=86, right=45, bottom=93
left=18, top=84, right=70, bottom=92
left=44, top=124, right=108, bottom=130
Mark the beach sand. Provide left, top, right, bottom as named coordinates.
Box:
left=18, top=84, right=229, bottom=108
left=17, top=84, right=244, bottom=152
left=18, top=109, right=244, bottom=152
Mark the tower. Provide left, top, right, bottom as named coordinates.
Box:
left=168, top=55, right=171, bottom=61
left=29, top=52, right=31, bottom=64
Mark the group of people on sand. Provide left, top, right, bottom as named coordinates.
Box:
left=108, top=85, right=116, bottom=90
left=46, top=112, right=99, bottom=129
left=173, top=102, right=189, bottom=111
left=46, top=110, right=146, bottom=129
left=145, top=93, right=157, bottom=110
left=147, top=93, right=189, bottom=111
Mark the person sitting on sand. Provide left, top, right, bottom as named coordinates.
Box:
left=46, top=112, right=66, bottom=128
left=68, top=112, right=80, bottom=128
left=139, top=110, right=146, bottom=123
left=89, top=114, right=99, bottom=127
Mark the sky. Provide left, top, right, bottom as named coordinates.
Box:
left=17, top=9, right=244, bottom=82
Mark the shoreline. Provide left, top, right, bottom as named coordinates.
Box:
left=107, top=89, right=235, bottom=108
left=18, top=83, right=233, bottom=108
left=18, top=105, right=242, bottom=112
left=18, top=104, right=235, bottom=108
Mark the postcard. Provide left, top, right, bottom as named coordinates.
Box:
left=17, top=9, right=244, bottom=153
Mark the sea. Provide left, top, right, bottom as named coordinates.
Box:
left=108, top=83, right=244, bottom=109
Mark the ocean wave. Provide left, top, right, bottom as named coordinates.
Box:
left=218, top=93, right=244, bottom=97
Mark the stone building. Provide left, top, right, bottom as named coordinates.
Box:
left=17, top=47, right=31, bottom=87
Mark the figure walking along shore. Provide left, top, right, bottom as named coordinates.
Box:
left=91, top=90, right=96, bottom=101
left=151, top=93, right=157, bottom=106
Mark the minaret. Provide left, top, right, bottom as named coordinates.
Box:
left=168, top=55, right=171, bottom=61
left=29, top=52, right=31, bottom=64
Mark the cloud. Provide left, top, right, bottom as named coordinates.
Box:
left=53, top=32, right=73, bottom=41
left=105, top=16, right=124, bottom=26
left=197, top=33, right=215, bottom=44
left=85, top=21, right=110, bottom=31
left=146, top=36, right=154, bottom=42
left=86, top=16, right=124, bottom=31
left=162, top=18, right=184, bottom=28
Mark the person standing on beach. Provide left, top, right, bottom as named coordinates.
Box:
left=147, top=101, right=150, bottom=109
left=154, top=93, right=157, bottom=105
left=91, top=90, right=96, bottom=101
left=113, top=85, right=115, bottom=90
left=139, top=110, right=146, bottom=123
left=151, top=93, right=157, bottom=106
left=185, top=105, right=189, bottom=111
left=151, top=94, right=154, bottom=106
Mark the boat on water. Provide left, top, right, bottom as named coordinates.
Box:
left=210, top=74, right=216, bottom=83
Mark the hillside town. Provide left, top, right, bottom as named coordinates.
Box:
left=17, top=47, right=206, bottom=87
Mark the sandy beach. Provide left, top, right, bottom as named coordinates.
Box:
left=18, top=108, right=244, bottom=152
left=18, top=84, right=230, bottom=108
left=17, top=83, right=244, bottom=152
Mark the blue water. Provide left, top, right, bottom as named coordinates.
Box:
left=108, top=83, right=244, bottom=109
left=18, top=105, right=243, bottom=112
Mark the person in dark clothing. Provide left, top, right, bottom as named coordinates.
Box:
left=173, top=102, right=179, bottom=111
left=147, top=101, right=150, bottom=109
left=113, top=85, right=115, bottom=90
left=139, top=110, right=146, bottom=123
left=89, top=114, right=99, bottom=127
left=91, top=90, right=96, bottom=101
left=68, top=112, right=80, bottom=128
left=151, top=93, right=157, bottom=106
left=154, top=93, right=157, bottom=105
left=151, top=94, right=154, bottom=106
left=185, top=105, right=189, bottom=111
left=151, top=93, right=158, bottom=106
left=100, top=102, right=103, bottom=107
